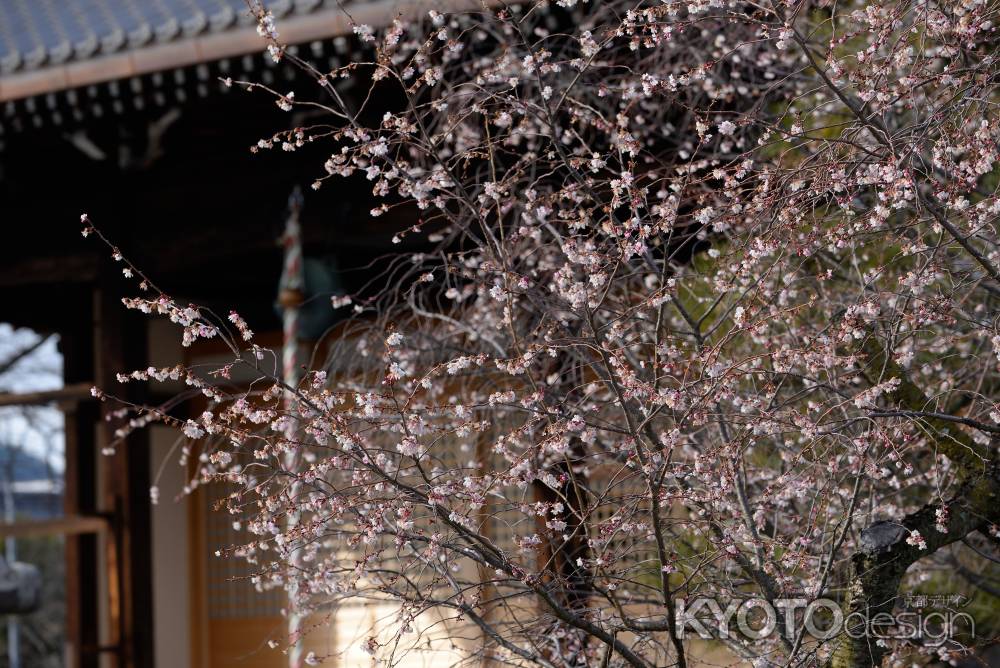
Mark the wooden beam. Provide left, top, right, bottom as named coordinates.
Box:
left=0, top=254, right=97, bottom=288
left=0, top=515, right=108, bottom=539
left=0, top=382, right=94, bottom=407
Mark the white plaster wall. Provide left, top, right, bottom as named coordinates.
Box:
left=150, top=425, right=190, bottom=668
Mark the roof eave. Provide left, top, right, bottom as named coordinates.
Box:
left=0, top=0, right=477, bottom=103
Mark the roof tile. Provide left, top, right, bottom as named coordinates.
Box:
left=0, top=0, right=331, bottom=75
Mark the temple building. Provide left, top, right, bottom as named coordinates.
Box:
left=0, top=1, right=457, bottom=665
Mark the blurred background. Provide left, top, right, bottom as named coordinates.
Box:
left=0, top=326, right=66, bottom=668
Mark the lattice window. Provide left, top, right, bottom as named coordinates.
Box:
left=204, top=481, right=284, bottom=620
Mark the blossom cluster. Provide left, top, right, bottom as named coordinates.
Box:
left=91, top=1, right=1000, bottom=666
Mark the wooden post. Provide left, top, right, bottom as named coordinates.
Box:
left=62, top=316, right=100, bottom=668
left=94, top=282, right=154, bottom=668
left=475, top=428, right=498, bottom=668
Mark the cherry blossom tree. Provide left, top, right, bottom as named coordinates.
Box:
left=86, top=0, right=1000, bottom=665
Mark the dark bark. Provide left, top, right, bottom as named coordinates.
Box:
left=828, top=338, right=1000, bottom=667
left=831, top=484, right=998, bottom=667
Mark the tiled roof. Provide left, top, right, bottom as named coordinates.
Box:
left=0, top=0, right=325, bottom=75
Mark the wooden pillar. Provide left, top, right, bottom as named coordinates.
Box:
left=94, top=281, right=154, bottom=668
left=474, top=426, right=499, bottom=668
left=62, top=313, right=100, bottom=668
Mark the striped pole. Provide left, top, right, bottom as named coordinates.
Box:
left=278, top=188, right=305, bottom=668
